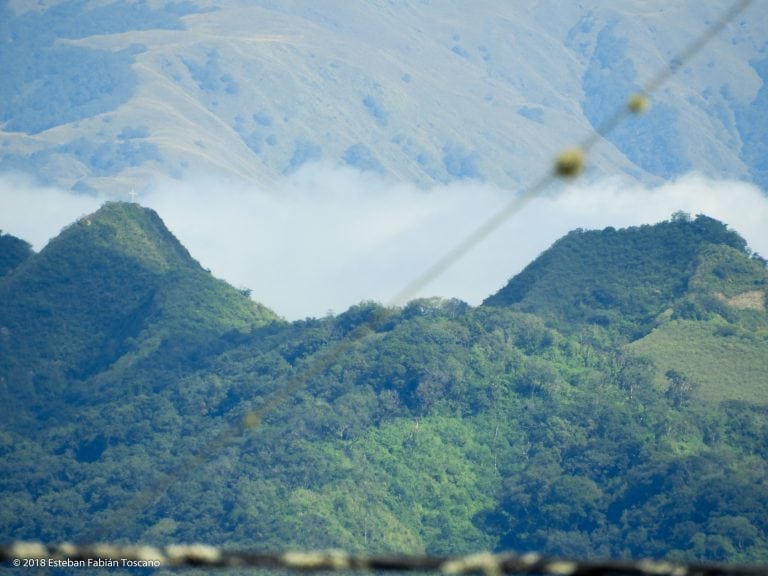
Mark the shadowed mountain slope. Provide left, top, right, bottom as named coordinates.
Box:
left=0, top=232, right=32, bottom=278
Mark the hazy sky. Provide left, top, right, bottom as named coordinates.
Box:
left=1, top=166, right=767, bottom=320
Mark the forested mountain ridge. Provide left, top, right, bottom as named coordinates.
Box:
left=483, top=212, right=768, bottom=406
left=0, top=202, right=277, bottom=419
left=483, top=213, right=765, bottom=339
left=1, top=204, right=767, bottom=563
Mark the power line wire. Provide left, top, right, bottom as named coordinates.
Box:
left=84, top=0, right=754, bottom=545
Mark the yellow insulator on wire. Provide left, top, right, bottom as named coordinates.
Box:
left=554, top=147, right=585, bottom=179
left=628, top=93, right=650, bottom=114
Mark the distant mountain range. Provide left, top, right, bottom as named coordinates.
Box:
left=1, top=1, right=767, bottom=195
left=1, top=203, right=766, bottom=560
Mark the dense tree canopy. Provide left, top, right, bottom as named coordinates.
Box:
left=1, top=205, right=767, bottom=563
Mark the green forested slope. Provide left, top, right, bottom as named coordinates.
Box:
left=627, top=236, right=768, bottom=405
left=1, top=207, right=767, bottom=564
left=0, top=202, right=277, bottom=418
left=483, top=213, right=756, bottom=339
left=484, top=212, right=768, bottom=405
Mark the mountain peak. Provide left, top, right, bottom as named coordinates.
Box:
left=53, top=201, right=196, bottom=273
left=0, top=202, right=277, bottom=390
left=483, top=214, right=765, bottom=339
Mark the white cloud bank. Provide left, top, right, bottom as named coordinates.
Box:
left=1, top=167, right=767, bottom=320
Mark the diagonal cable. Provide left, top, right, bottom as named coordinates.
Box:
left=86, top=0, right=754, bottom=543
